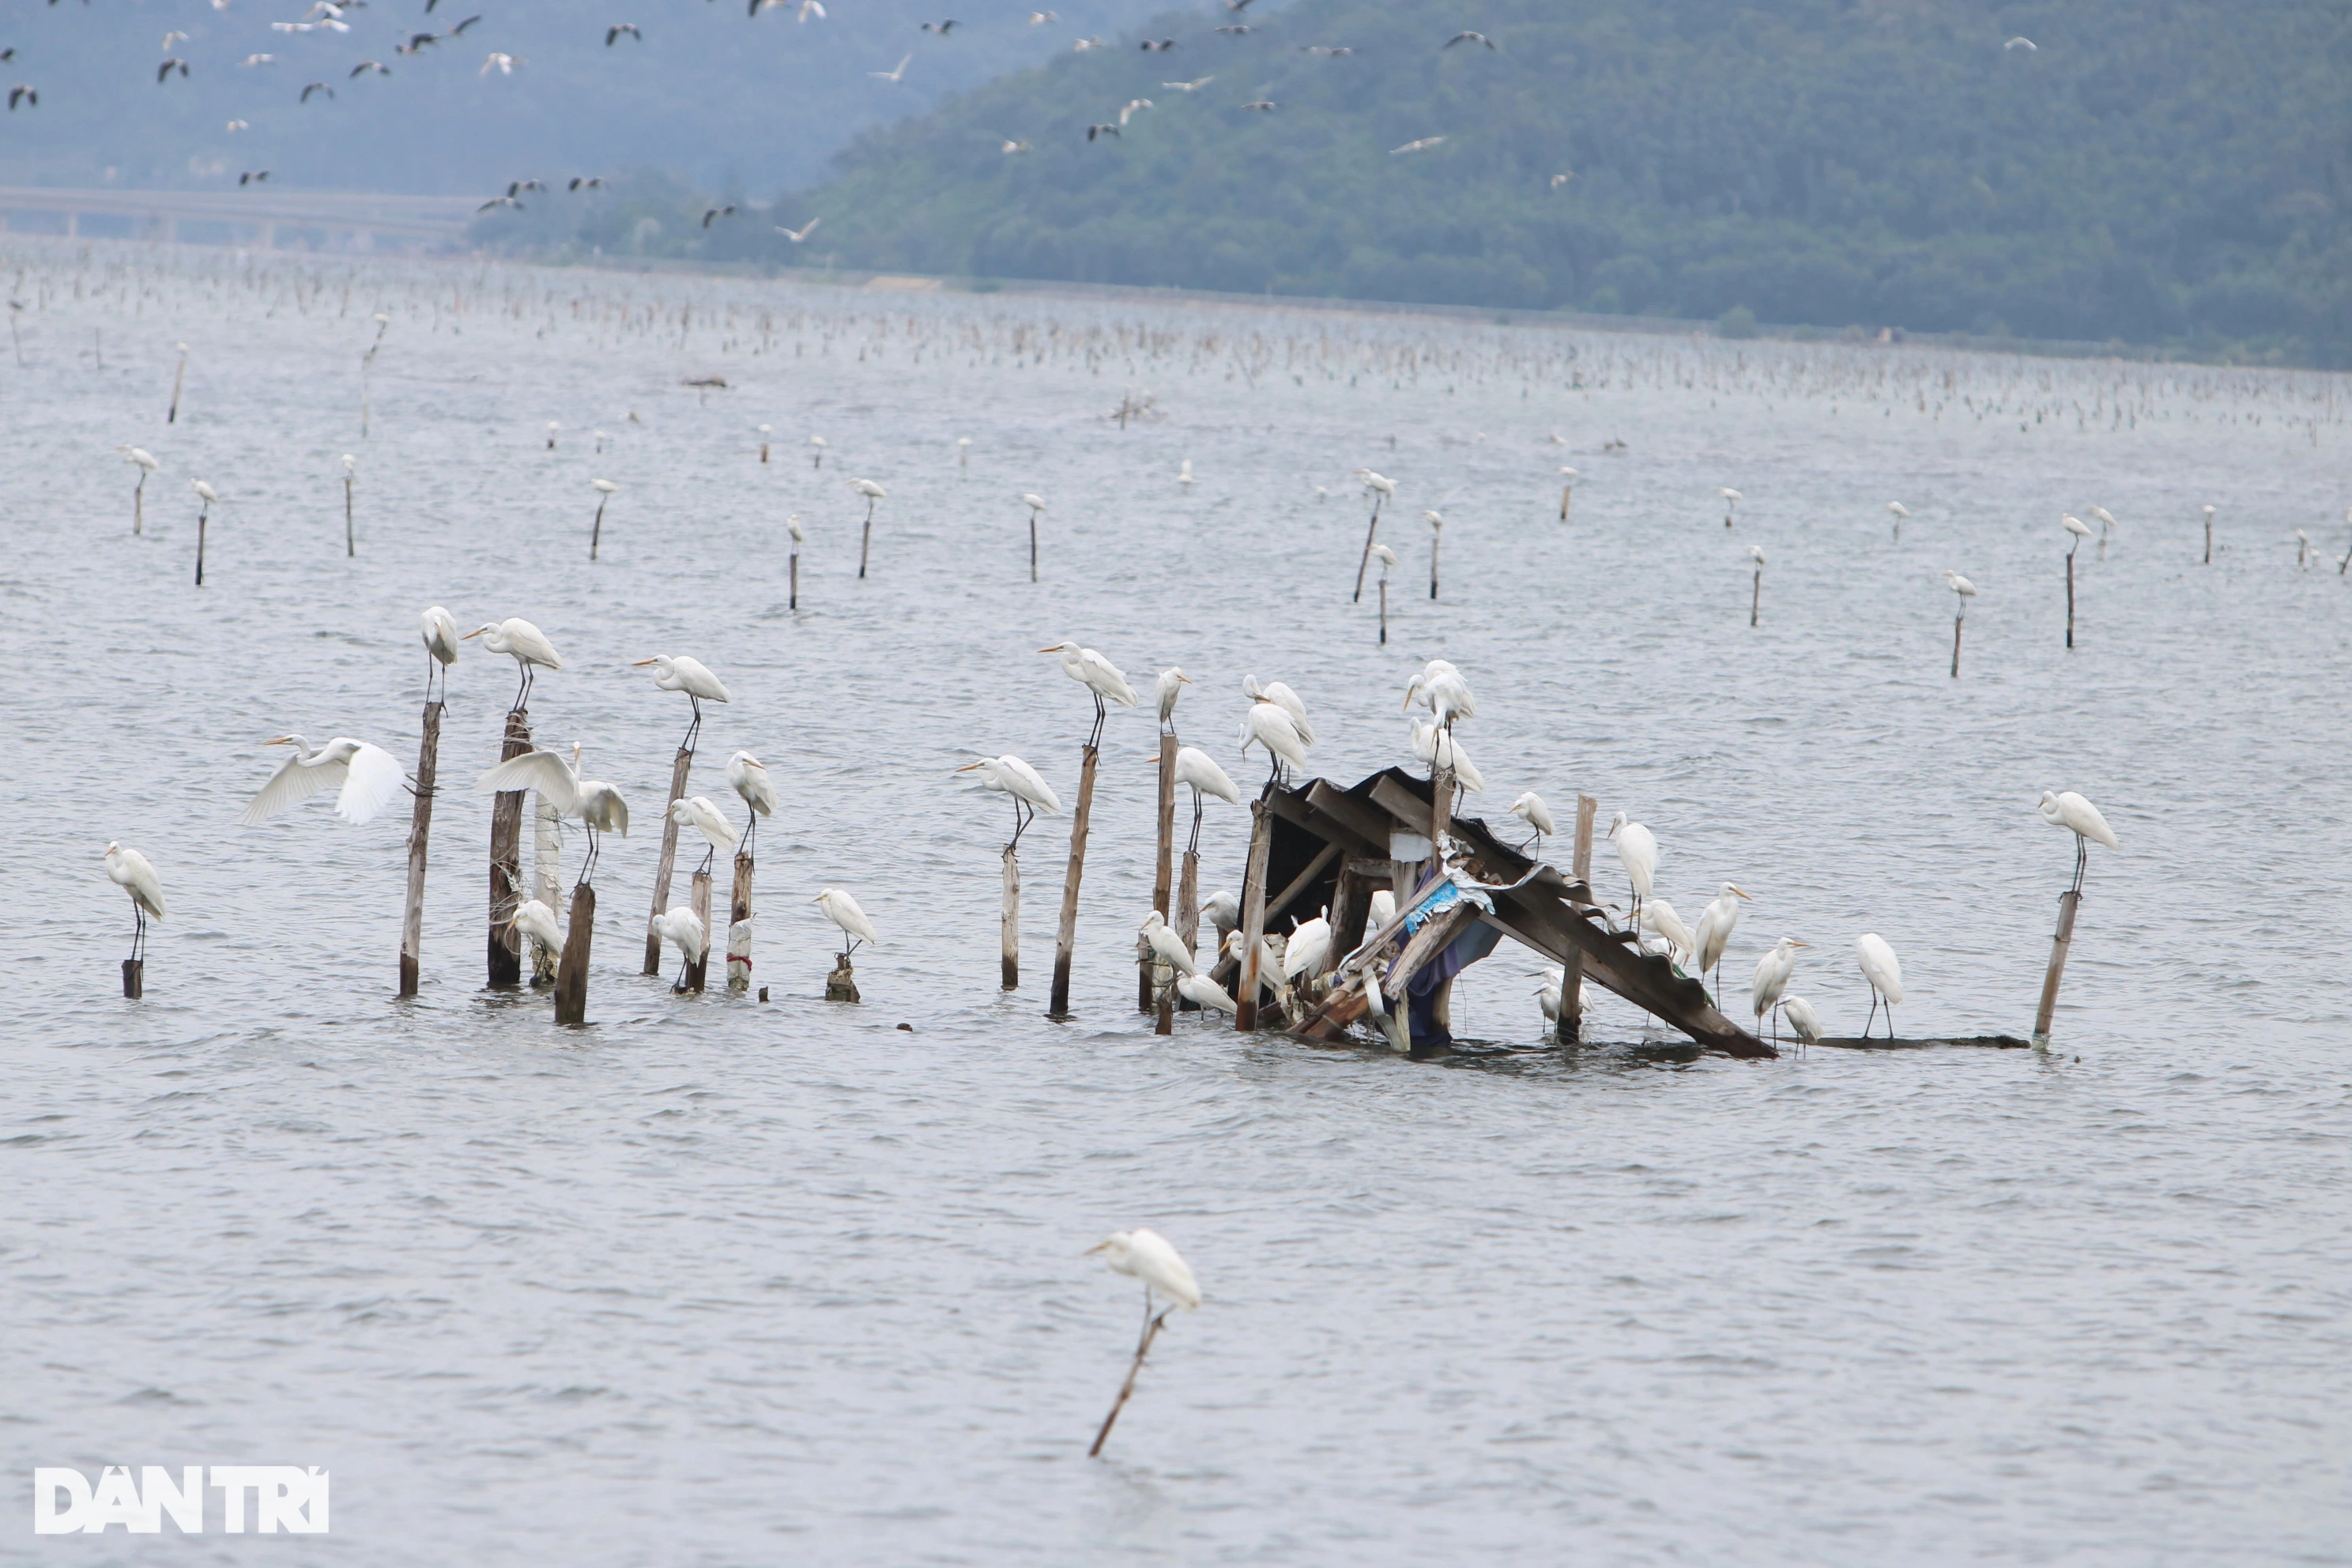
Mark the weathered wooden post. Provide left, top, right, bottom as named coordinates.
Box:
left=2031, top=890, right=2081, bottom=1050
left=122, top=957, right=143, bottom=999
left=641, top=744, right=693, bottom=974
left=1049, top=744, right=1100, bottom=1017
left=1951, top=605, right=1966, bottom=678
left=788, top=515, right=803, bottom=611
left=1751, top=560, right=1762, bottom=627
left=1427, top=515, right=1442, bottom=601
left=167, top=342, right=187, bottom=424
left=530, top=795, right=563, bottom=987
left=726, top=851, right=755, bottom=992
left=487, top=707, right=533, bottom=986
left=2203, top=504, right=2214, bottom=566
left=2065, top=548, right=2076, bottom=649
left=342, top=459, right=356, bottom=558
left=398, top=699, right=443, bottom=998
left=683, top=869, right=713, bottom=993
left=553, top=883, right=594, bottom=1025
left=1001, top=845, right=1020, bottom=989
left=1234, top=798, right=1272, bottom=1031
left=1351, top=484, right=1387, bottom=602
left=1152, top=732, right=1178, bottom=1032
left=1556, top=793, right=1596, bottom=1045
left=1423, top=760, right=1457, bottom=1029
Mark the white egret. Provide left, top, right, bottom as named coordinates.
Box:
left=1203, top=888, right=1240, bottom=947
left=1242, top=675, right=1316, bottom=743
left=669, top=794, right=740, bottom=873
left=808, top=433, right=828, bottom=468
left=650, top=903, right=707, bottom=989
left=632, top=654, right=732, bottom=749
left=1777, top=993, right=1823, bottom=1051
left=477, top=742, right=629, bottom=879
left=121, top=446, right=160, bottom=533
left=1943, top=569, right=1977, bottom=600
left=1719, top=486, right=1741, bottom=527
left=1351, top=469, right=1396, bottom=601
left=1402, top=658, right=1476, bottom=725
left=462, top=617, right=562, bottom=708
left=1856, top=933, right=1904, bottom=1038
left=1283, top=908, right=1332, bottom=982
left=1140, top=910, right=1198, bottom=978
left=726, top=751, right=778, bottom=852
left=241, top=736, right=405, bottom=827
left=1240, top=698, right=1310, bottom=789
left=1154, top=666, right=1192, bottom=729
left=1750, top=936, right=1809, bottom=1043
left=2091, top=504, right=2119, bottom=557
left=1887, top=500, right=1909, bottom=542
left=1370, top=541, right=1399, bottom=641
left=2064, top=513, right=2093, bottom=546
left=2037, top=789, right=2119, bottom=892
left=1640, top=896, right=1694, bottom=968
left=849, top=477, right=886, bottom=577
left=511, top=896, right=564, bottom=956
left=1690, top=882, right=1752, bottom=1004
left=1607, top=810, right=1656, bottom=927
left=812, top=886, right=880, bottom=955
left=190, top=479, right=220, bottom=586
left=956, top=752, right=1061, bottom=850
left=1407, top=720, right=1483, bottom=793
left=1175, top=972, right=1236, bottom=1015
left=1173, top=744, right=1239, bottom=853
left=2064, top=513, right=2093, bottom=649
left=1507, top=790, right=1555, bottom=850
left=1534, top=966, right=1583, bottom=1024
left=1041, top=642, right=1137, bottom=748
left=104, top=842, right=166, bottom=965
left=1086, top=1223, right=1202, bottom=1456
left=589, top=478, right=618, bottom=560
left=420, top=605, right=459, bottom=702
left=1366, top=888, right=1396, bottom=933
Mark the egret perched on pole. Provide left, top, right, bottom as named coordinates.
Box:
left=2202, top=503, right=2215, bottom=566
left=1855, top=933, right=1903, bottom=1038
left=787, top=513, right=805, bottom=609
left=1140, top=910, right=1198, bottom=977
left=476, top=742, right=629, bottom=879
left=727, top=751, right=777, bottom=850
left=241, top=736, right=406, bottom=827
left=651, top=904, right=707, bottom=990
left=588, top=479, right=618, bottom=560
left=1023, top=492, right=1045, bottom=582
left=2090, top=505, right=2119, bottom=558
left=1351, top=469, right=1395, bottom=601
left=2063, top=514, right=2093, bottom=647
left=632, top=654, right=732, bottom=750
left=849, top=477, right=885, bottom=578
left=1943, top=570, right=1976, bottom=677
left=1750, top=936, right=1808, bottom=1044
left=1402, top=658, right=1476, bottom=726
left=420, top=605, right=460, bottom=702
left=104, top=842, right=166, bottom=967
left=1173, top=745, right=1239, bottom=853
left=2037, top=790, right=2119, bottom=894
left=512, top=896, right=564, bottom=957
left=462, top=617, right=562, bottom=708
left=808, top=434, right=828, bottom=468
left=1154, top=666, right=1190, bottom=730
left=1558, top=466, right=1577, bottom=520
left=1719, top=486, right=1740, bottom=528
left=1607, top=811, right=1656, bottom=931
left=1087, top=1227, right=1202, bottom=1457
left=121, top=446, right=160, bottom=534
left=956, top=752, right=1062, bottom=849
left=1423, top=509, right=1444, bottom=600
left=812, top=886, right=880, bottom=956
left=1040, top=642, right=1136, bottom=748
left=669, top=794, right=739, bottom=875
left=190, top=479, right=220, bottom=585
left=1887, top=500, right=1909, bottom=543
left=1370, top=542, right=1397, bottom=642
left=1506, top=791, right=1555, bottom=853
left=1690, top=882, right=1751, bottom=1006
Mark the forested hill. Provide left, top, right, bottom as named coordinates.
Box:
left=775, top=0, right=2352, bottom=362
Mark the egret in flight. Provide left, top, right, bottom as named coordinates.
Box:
left=956, top=752, right=1061, bottom=850
left=1172, top=745, right=1238, bottom=853
left=633, top=654, right=732, bottom=749
left=477, top=742, right=629, bottom=879
left=1690, top=882, right=1752, bottom=1006
left=241, top=736, right=405, bottom=827
left=420, top=605, right=459, bottom=702
left=1607, top=810, right=1656, bottom=930
left=104, top=842, right=166, bottom=967
left=813, top=886, right=880, bottom=956
left=669, top=794, right=740, bottom=873
left=1040, top=642, right=1136, bottom=748
left=650, top=904, right=707, bottom=989
left=727, top=751, right=777, bottom=850
left=462, top=617, right=562, bottom=708
left=2037, top=790, right=2119, bottom=893
left=1855, top=933, right=1903, bottom=1038
left=1506, top=791, right=1555, bottom=851
left=1750, top=937, right=1808, bottom=1044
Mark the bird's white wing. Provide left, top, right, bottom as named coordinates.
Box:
left=335, top=743, right=406, bottom=824
left=477, top=749, right=582, bottom=810
left=241, top=752, right=345, bottom=825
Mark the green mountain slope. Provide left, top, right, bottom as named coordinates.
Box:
left=780, top=0, right=2352, bottom=360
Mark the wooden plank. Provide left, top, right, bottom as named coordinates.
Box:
left=1268, top=786, right=1382, bottom=856
left=1001, top=845, right=1020, bottom=990
left=1302, top=779, right=1397, bottom=850
left=684, top=869, right=713, bottom=993
left=727, top=851, right=754, bottom=992
left=1368, top=775, right=1433, bottom=837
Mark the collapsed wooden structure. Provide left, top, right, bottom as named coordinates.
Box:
left=1210, top=767, right=1772, bottom=1059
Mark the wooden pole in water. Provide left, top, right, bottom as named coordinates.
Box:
left=2031, top=889, right=2082, bottom=1048
left=487, top=707, right=532, bottom=987
left=1049, top=744, right=1099, bottom=1017
left=530, top=795, right=563, bottom=987
left=2065, top=548, right=2076, bottom=649
left=1751, top=564, right=1762, bottom=628
left=167, top=344, right=187, bottom=424
left=682, top=869, right=713, bottom=993
left=642, top=745, right=692, bottom=974
left=343, top=473, right=355, bottom=558
left=1951, top=608, right=1966, bottom=678
left=726, top=851, right=754, bottom=992
left=1351, top=494, right=1384, bottom=602
left=122, top=956, right=143, bottom=999
left=194, top=502, right=209, bottom=586
left=1152, top=732, right=1177, bottom=1032
left=858, top=497, right=875, bottom=579
left=553, top=882, right=594, bottom=1025
left=1559, top=484, right=1573, bottom=522
left=1557, top=792, right=1596, bottom=1045
left=1001, top=844, right=1020, bottom=989
left=1428, top=521, right=1442, bottom=601
left=1378, top=575, right=1388, bottom=645
left=1234, top=798, right=1272, bottom=1031
left=2203, top=506, right=2214, bottom=566
left=398, top=699, right=443, bottom=998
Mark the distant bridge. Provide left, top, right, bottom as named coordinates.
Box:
left=0, top=187, right=476, bottom=250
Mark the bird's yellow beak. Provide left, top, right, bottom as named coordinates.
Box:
left=1178, top=673, right=1193, bottom=685
left=460, top=628, right=483, bottom=640
left=954, top=760, right=982, bottom=771
left=1732, top=886, right=1753, bottom=900
left=264, top=736, right=292, bottom=746
left=1791, top=940, right=1810, bottom=948
left=1037, top=645, right=1061, bottom=654
left=631, top=658, right=658, bottom=667
left=1084, top=1242, right=1107, bottom=1254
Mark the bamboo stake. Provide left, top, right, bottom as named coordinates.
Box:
left=1559, top=484, right=1573, bottom=521
left=1751, top=564, right=1762, bottom=627
left=1049, top=744, right=1099, bottom=1017
left=1001, top=844, right=1020, bottom=989
left=167, top=343, right=186, bottom=424
left=726, top=851, right=754, bottom=992
left=1351, top=493, right=1385, bottom=602
left=487, top=707, right=532, bottom=987
left=1176, top=848, right=1200, bottom=960
left=2031, top=890, right=2081, bottom=1049
left=530, top=793, right=563, bottom=987
left=1951, top=608, right=1966, bottom=678
left=1234, top=799, right=1272, bottom=1031
left=1378, top=576, right=1388, bottom=645
left=1428, top=518, right=1442, bottom=601
left=342, top=468, right=355, bottom=558
left=1557, top=793, right=1596, bottom=1045
left=642, top=744, right=692, bottom=974
left=1088, top=1309, right=1169, bottom=1458
left=682, top=869, right=713, bottom=993
left=790, top=550, right=799, bottom=609
left=554, top=882, right=594, bottom=1025
left=398, top=700, right=443, bottom=998
left=194, top=502, right=209, bottom=586
left=2065, top=549, right=2076, bottom=649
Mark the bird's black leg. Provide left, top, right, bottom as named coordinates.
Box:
left=1187, top=792, right=1204, bottom=855
left=1864, top=992, right=1879, bottom=1038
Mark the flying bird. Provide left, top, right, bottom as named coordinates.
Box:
left=1028, top=9, right=1057, bottom=21
left=702, top=205, right=737, bottom=227
left=243, top=52, right=278, bottom=63
left=1000, top=139, right=1031, bottom=153
left=1086, top=122, right=1119, bottom=140
left=241, top=736, right=406, bottom=827
left=349, top=59, right=389, bottom=75
left=1213, top=24, right=1250, bottom=33
left=1443, top=30, right=1494, bottom=49
left=1161, top=75, right=1212, bottom=91
left=1240, top=98, right=1276, bottom=110
left=395, top=32, right=435, bottom=53
left=2003, top=36, right=2036, bottom=51
left=1140, top=36, right=1176, bottom=51
left=480, top=51, right=520, bottom=74
left=797, top=1, right=825, bottom=21
left=228, top=119, right=251, bottom=130
left=476, top=743, right=629, bottom=875
left=477, top=195, right=522, bottom=213
left=775, top=217, right=820, bottom=241
left=605, top=23, right=640, bottom=44
left=920, top=18, right=957, bottom=33
left=449, top=15, right=483, bottom=33
left=300, top=80, right=334, bottom=100
left=6, top=85, right=32, bottom=110
left=157, top=58, right=190, bottom=82
left=1390, top=136, right=1445, bottom=154
left=869, top=53, right=911, bottom=81
left=568, top=175, right=605, bottom=190
left=1550, top=172, right=1574, bottom=188
left=162, top=30, right=190, bottom=48
left=239, top=170, right=270, bottom=185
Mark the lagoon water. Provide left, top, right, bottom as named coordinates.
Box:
left=4, top=243, right=2350, bottom=1563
